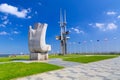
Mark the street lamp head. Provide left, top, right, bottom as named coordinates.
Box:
left=56, top=36, right=61, bottom=40
left=66, top=37, right=70, bottom=40
left=66, top=31, right=70, bottom=35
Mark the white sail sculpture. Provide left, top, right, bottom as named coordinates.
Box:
left=28, top=23, right=51, bottom=60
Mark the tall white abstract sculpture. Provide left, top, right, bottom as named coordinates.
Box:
left=28, top=23, right=51, bottom=60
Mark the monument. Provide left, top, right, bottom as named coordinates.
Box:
left=28, top=23, right=51, bottom=60
left=56, top=9, right=70, bottom=55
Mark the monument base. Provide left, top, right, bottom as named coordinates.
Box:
left=30, top=53, right=48, bottom=60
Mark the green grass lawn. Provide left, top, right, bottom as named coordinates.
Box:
left=49, top=54, right=118, bottom=63
left=0, top=62, right=63, bottom=80
left=0, top=54, right=118, bottom=80
left=0, top=54, right=119, bottom=63
left=63, top=55, right=118, bottom=63
left=0, top=55, right=29, bottom=62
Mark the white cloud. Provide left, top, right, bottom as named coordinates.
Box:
left=0, top=24, right=5, bottom=27
left=94, top=23, right=117, bottom=31
left=79, top=30, right=84, bottom=34
left=1, top=15, right=8, bottom=20
left=95, top=23, right=105, bottom=29
left=13, top=31, right=19, bottom=34
left=0, top=19, right=10, bottom=27
left=71, top=27, right=84, bottom=34
left=3, top=20, right=9, bottom=25
left=27, top=16, right=32, bottom=19
left=107, top=11, right=117, bottom=15
left=117, top=15, right=120, bottom=19
left=0, top=31, right=9, bottom=35
left=74, top=28, right=80, bottom=33
left=107, top=23, right=117, bottom=30
left=0, top=3, right=29, bottom=18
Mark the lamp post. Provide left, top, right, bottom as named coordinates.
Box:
left=113, top=37, right=117, bottom=53
left=90, top=40, right=94, bottom=54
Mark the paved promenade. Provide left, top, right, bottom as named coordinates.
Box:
left=47, top=58, right=81, bottom=67
left=17, top=57, right=120, bottom=80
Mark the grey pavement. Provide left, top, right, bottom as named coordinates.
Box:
left=47, top=58, right=81, bottom=67
left=15, top=57, right=120, bottom=80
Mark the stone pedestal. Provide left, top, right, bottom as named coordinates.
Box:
left=30, top=53, right=48, bottom=60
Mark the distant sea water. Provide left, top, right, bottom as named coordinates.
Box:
left=0, top=54, right=10, bottom=57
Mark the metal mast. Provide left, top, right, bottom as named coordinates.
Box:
left=63, top=10, right=67, bottom=55
left=56, top=9, right=69, bottom=55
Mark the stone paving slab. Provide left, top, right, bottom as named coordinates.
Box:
left=16, top=57, right=120, bottom=80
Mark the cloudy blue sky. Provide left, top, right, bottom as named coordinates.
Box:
left=0, top=0, right=120, bottom=54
